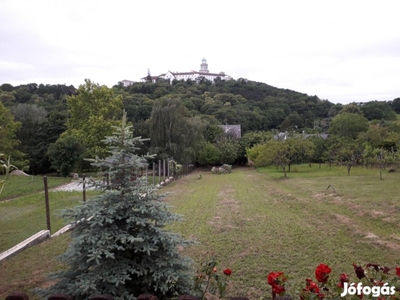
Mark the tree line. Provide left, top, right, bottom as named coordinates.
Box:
left=1, top=78, right=400, bottom=176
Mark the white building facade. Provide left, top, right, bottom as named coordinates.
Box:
left=141, top=58, right=232, bottom=83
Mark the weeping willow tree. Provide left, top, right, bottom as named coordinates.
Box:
left=149, top=97, right=205, bottom=163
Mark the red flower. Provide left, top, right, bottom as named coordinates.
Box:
left=315, top=263, right=332, bottom=283
left=267, top=271, right=287, bottom=295
left=304, top=278, right=320, bottom=294
left=267, top=271, right=285, bottom=286
left=212, top=267, right=217, bottom=273
left=366, top=263, right=380, bottom=272
left=396, top=267, right=400, bottom=277
left=223, top=268, right=232, bottom=276
left=301, top=279, right=324, bottom=300
left=272, top=283, right=285, bottom=294
left=352, top=263, right=366, bottom=279
left=337, top=273, right=349, bottom=289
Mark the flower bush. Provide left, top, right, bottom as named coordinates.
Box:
left=193, top=256, right=232, bottom=299
left=267, top=263, right=400, bottom=300
left=190, top=260, right=399, bottom=299
left=267, top=271, right=288, bottom=295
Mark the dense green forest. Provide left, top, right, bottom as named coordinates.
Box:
left=1, top=78, right=400, bottom=176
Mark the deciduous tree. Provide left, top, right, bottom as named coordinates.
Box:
left=198, top=142, right=221, bottom=165
left=149, top=97, right=205, bottom=163
left=0, top=102, right=25, bottom=167
left=47, top=136, right=85, bottom=177
left=63, top=79, right=123, bottom=159
left=329, top=112, right=369, bottom=140
left=248, top=138, right=314, bottom=177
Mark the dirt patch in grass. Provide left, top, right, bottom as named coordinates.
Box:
left=209, top=184, right=240, bottom=233
left=313, top=192, right=336, bottom=200
left=333, top=213, right=400, bottom=251
left=218, top=187, right=240, bottom=214
left=369, top=210, right=387, bottom=217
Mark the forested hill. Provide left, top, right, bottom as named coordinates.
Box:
left=2, top=79, right=399, bottom=134
left=1, top=79, right=400, bottom=174
left=118, top=78, right=338, bottom=133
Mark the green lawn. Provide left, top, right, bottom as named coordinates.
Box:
left=0, top=234, right=70, bottom=298
left=0, top=175, right=70, bottom=200
left=0, top=190, right=101, bottom=253
left=165, top=165, right=400, bottom=299
left=1, top=165, right=400, bottom=299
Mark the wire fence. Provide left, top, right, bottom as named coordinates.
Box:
left=0, top=159, right=195, bottom=256
left=0, top=176, right=83, bottom=254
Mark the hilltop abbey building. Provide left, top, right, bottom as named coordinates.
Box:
left=141, top=58, right=232, bottom=83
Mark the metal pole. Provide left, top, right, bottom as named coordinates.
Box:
left=152, top=162, right=155, bottom=185
left=158, top=160, right=161, bottom=184
left=163, top=159, right=166, bottom=181
left=43, top=176, right=51, bottom=232
left=82, top=174, right=86, bottom=202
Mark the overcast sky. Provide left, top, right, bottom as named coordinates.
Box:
left=1, top=1, right=400, bottom=104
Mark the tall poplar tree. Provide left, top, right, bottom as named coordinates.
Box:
left=40, top=111, right=194, bottom=299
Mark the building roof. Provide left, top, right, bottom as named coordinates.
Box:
left=140, top=59, right=230, bottom=81
left=218, top=125, right=242, bottom=138
left=274, top=132, right=328, bottom=140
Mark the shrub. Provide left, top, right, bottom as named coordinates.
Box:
left=211, top=164, right=232, bottom=174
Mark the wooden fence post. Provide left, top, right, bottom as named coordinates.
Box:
left=43, top=176, right=51, bottom=232
left=167, top=158, right=170, bottom=178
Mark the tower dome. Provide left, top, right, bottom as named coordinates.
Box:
left=200, top=58, right=209, bottom=73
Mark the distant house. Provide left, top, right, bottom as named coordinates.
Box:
left=118, top=80, right=136, bottom=87
left=140, top=58, right=232, bottom=83
left=274, top=132, right=328, bottom=140
left=218, top=125, right=241, bottom=139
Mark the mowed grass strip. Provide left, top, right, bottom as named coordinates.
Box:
left=1, top=166, right=400, bottom=299
left=164, top=166, right=400, bottom=299
left=258, top=165, right=400, bottom=247
left=0, top=190, right=98, bottom=253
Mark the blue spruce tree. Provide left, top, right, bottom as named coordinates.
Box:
left=40, top=111, right=194, bottom=299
